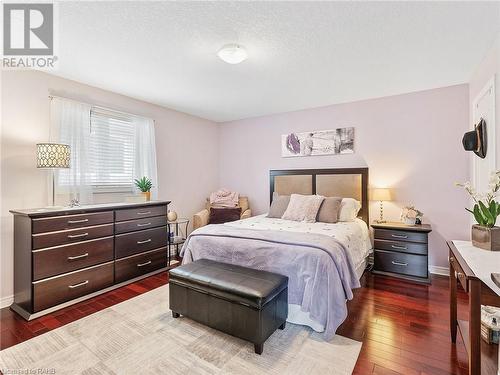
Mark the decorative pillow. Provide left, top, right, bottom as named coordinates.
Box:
left=267, top=193, right=291, bottom=218
left=281, top=194, right=325, bottom=223
left=338, top=198, right=362, bottom=222
left=317, top=197, right=343, bottom=223
left=209, top=207, right=241, bottom=224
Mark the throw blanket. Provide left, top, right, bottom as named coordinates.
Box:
left=180, top=225, right=360, bottom=340
left=209, top=188, right=239, bottom=207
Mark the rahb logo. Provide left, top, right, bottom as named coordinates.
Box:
left=3, top=3, right=58, bottom=69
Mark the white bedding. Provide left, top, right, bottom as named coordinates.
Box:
left=224, top=214, right=372, bottom=272
left=224, top=214, right=372, bottom=332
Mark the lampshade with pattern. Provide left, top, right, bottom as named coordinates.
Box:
left=36, top=143, right=71, bottom=168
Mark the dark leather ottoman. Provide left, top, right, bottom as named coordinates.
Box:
left=169, top=259, right=288, bottom=354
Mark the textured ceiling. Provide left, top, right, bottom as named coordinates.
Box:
left=55, top=1, right=500, bottom=122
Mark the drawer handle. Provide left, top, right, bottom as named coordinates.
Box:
left=67, top=252, right=89, bottom=261
left=68, top=280, right=89, bottom=289
left=391, top=234, right=408, bottom=239
left=391, top=260, right=408, bottom=267
left=449, top=256, right=455, bottom=263
left=137, top=260, right=152, bottom=267
left=68, top=219, right=89, bottom=224
left=391, top=245, right=407, bottom=250
left=68, top=232, right=89, bottom=239
left=457, top=272, right=464, bottom=279
left=137, top=211, right=151, bottom=215
left=137, top=238, right=152, bottom=244
left=137, top=222, right=151, bottom=227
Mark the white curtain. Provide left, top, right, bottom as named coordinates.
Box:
left=51, top=97, right=93, bottom=205
left=133, top=116, right=158, bottom=199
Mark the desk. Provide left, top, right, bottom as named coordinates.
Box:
left=448, top=241, right=500, bottom=375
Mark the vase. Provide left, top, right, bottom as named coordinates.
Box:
left=141, top=191, right=151, bottom=201
left=404, top=217, right=416, bottom=225
left=167, top=210, right=178, bottom=222
left=471, top=224, right=500, bottom=251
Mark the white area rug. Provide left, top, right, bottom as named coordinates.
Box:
left=0, top=286, right=362, bottom=375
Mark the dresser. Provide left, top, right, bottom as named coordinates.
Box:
left=371, top=222, right=432, bottom=284
left=9, top=201, right=170, bottom=320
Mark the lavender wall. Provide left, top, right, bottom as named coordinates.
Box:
left=219, top=84, right=470, bottom=269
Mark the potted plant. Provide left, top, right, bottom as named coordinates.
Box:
left=134, top=176, right=153, bottom=201
left=457, top=171, right=500, bottom=251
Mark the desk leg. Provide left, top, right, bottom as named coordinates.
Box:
left=450, top=254, right=457, bottom=343
left=468, top=279, right=481, bottom=375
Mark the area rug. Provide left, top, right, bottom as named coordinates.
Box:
left=0, top=286, right=362, bottom=375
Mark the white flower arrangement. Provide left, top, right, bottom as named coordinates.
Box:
left=456, top=170, right=500, bottom=227
left=400, top=205, right=423, bottom=224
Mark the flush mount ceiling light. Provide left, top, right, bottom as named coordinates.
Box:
left=217, top=44, right=248, bottom=64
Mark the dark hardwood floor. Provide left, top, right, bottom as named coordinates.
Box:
left=0, top=271, right=473, bottom=374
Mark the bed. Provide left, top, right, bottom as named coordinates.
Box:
left=180, top=168, right=372, bottom=340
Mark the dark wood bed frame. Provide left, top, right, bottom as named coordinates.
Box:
left=269, top=167, right=369, bottom=224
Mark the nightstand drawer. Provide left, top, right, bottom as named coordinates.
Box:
left=374, top=250, right=428, bottom=278
left=374, top=228, right=428, bottom=243
left=374, top=239, right=427, bottom=255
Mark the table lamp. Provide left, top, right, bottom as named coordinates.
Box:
left=372, top=188, right=392, bottom=223
left=36, top=143, right=71, bottom=206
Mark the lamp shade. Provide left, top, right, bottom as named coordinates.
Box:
left=36, top=143, right=70, bottom=168
left=371, top=188, right=392, bottom=201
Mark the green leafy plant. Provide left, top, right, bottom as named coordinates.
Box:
left=457, top=171, right=500, bottom=227
left=134, top=176, right=152, bottom=192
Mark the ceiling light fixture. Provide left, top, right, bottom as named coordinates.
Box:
left=217, top=44, right=248, bottom=64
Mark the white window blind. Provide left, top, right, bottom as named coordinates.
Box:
left=88, top=108, right=135, bottom=188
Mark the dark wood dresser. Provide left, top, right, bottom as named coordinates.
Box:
left=371, top=222, right=432, bottom=284
left=9, top=201, right=170, bottom=320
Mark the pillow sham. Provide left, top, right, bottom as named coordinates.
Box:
left=209, top=207, right=241, bottom=224
left=316, top=196, right=343, bottom=223
left=281, top=194, right=325, bottom=223
left=267, top=192, right=290, bottom=218
left=338, top=198, right=362, bottom=222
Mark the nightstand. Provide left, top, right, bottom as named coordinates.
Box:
left=371, top=222, right=432, bottom=284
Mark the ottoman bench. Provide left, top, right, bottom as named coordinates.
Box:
left=169, top=259, right=288, bottom=354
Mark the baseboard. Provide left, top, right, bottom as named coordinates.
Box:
left=429, top=266, right=449, bottom=276
left=1, top=295, right=13, bottom=309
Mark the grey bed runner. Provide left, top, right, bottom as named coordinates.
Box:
left=180, top=224, right=360, bottom=340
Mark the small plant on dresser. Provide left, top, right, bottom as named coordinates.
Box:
left=456, top=170, right=500, bottom=251
left=134, top=176, right=153, bottom=201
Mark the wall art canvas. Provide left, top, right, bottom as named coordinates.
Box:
left=281, top=127, right=354, bottom=157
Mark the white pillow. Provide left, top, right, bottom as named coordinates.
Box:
left=338, top=198, right=361, bottom=222
left=281, top=194, right=325, bottom=223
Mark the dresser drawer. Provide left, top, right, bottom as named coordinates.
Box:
left=115, top=248, right=166, bottom=283
left=32, top=211, right=114, bottom=234
left=32, top=224, right=114, bottom=250
left=374, top=239, right=428, bottom=255
left=115, top=215, right=167, bottom=235
left=115, top=205, right=167, bottom=222
left=374, top=228, right=428, bottom=243
left=33, top=237, right=114, bottom=281
left=33, top=262, right=114, bottom=312
left=374, top=250, right=428, bottom=278
left=115, top=226, right=167, bottom=259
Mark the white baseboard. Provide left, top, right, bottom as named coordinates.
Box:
left=429, top=266, right=449, bottom=276
left=1, top=295, right=13, bottom=309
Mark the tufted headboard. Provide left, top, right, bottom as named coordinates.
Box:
left=269, top=168, right=369, bottom=224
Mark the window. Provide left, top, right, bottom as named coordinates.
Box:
left=87, top=108, right=136, bottom=190
left=55, top=98, right=157, bottom=202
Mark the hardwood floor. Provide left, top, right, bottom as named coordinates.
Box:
left=0, top=271, right=473, bottom=375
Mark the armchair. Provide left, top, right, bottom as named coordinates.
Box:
left=193, top=196, right=251, bottom=230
